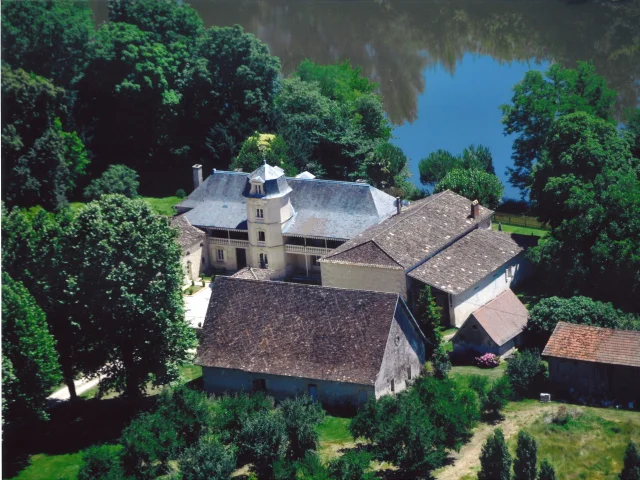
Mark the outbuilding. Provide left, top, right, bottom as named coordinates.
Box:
left=195, top=277, right=428, bottom=407
left=543, top=322, right=640, bottom=403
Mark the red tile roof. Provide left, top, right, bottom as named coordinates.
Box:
left=542, top=322, right=640, bottom=368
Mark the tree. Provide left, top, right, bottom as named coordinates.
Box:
left=528, top=112, right=640, bottom=310
left=414, top=285, right=443, bottom=355
left=432, top=344, right=452, bottom=380
left=230, top=133, right=298, bottom=177
left=84, top=165, right=140, bottom=201
left=354, top=141, right=412, bottom=195
left=1, top=0, right=94, bottom=87
left=212, top=392, right=274, bottom=445
left=482, top=376, right=512, bottom=417
left=178, top=436, right=237, bottom=480
left=1, top=273, right=62, bottom=422
left=478, top=428, right=512, bottom=480
left=620, top=441, right=640, bottom=480
left=624, top=108, right=640, bottom=160
left=514, top=430, right=538, bottom=480
left=2, top=67, right=89, bottom=210
left=78, top=445, right=126, bottom=480
left=462, top=144, right=495, bottom=174
left=182, top=25, right=281, bottom=174
left=328, top=450, right=375, bottom=480
left=238, top=409, right=289, bottom=479
left=506, top=350, right=547, bottom=399
left=278, top=396, right=325, bottom=460
left=419, top=149, right=462, bottom=186
left=435, top=169, right=504, bottom=209
left=1, top=206, right=82, bottom=400
left=68, top=195, right=197, bottom=397
left=538, top=459, right=557, bottom=480
left=501, top=61, right=617, bottom=194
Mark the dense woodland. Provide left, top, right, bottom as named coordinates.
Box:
left=2, top=1, right=640, bottom=479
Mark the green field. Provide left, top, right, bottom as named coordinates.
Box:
left=491, top=222, right=548, bottom=237
left=68, top=196, right=181, bottom=216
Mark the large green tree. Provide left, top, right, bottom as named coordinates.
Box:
left=353, top=141, right=416, bottom=198
left=2, top=273, right=62, bottom=422
left=435, top=168, right=504, bottom=209
left=501, top=61, right=617, bottom=194
left=84, top=164, right=140, bottom=201
left=1, top=0, right=94, bottom=88
left=528, top=111, right=640, bottom=311
left=478, top=428, right=512, bottom=480
left=513, top=430, right=538, bottom=480
left=229, top=132, right=298, bottom=177
left=2, top=67, right=89, bottom=210
left=68, top=195, right=197, bottom=397
left=419, top=144, right=495, bottom=187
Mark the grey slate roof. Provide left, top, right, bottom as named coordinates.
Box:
left=195, top=277, right=403, bottom=385
left=323, top=190, right=493, bottom=268
left=231, top=267, right=275, bottom=281
left=169, top=214, right=206, bottom=250
left=177, top=170, right=396, bottom=239
left=408, top=229, right=524, bottom=295
left=466, top=289, right=528, bottom=346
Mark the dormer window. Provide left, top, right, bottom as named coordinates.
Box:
left=250, top=178, right=265, bottom=196
left=255, top=184, right=263, bottom=195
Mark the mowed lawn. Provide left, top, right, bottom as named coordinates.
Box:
left=491, top=222, right=548, bottom=237
left=69, top=196, right=182, bottom=216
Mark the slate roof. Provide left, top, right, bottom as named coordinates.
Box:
left=195, top=277, right=402, bottom=385
left=322, top=190, right=493, bottom=268
left=169, top=214, right=206, bottom=250
left=542, top=322, right=640, bottom=368
left=408, top=229, right=524, bottom=295
left=467, top=289, right=528, bottom=346
left=177, top=170, right=396, bottom=239
left=231, top=267, right=275, bottom=281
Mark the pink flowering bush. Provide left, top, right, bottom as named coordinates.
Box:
left=475, top=353, right=501, bottom=368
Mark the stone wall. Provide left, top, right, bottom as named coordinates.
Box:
left=182, top=240, right=206, bottom=284
left=320, top=262, right=407, bottom=298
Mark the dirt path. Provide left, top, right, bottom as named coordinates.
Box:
left=435, top=402, right=556, bottom=480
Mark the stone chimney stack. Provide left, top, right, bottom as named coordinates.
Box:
left=192, top=164, right=203, bottom=190
left=396, top=197, right=402, bottom=215
left=471, top=200, right=480, bottom=219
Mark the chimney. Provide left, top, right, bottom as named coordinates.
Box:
left=396, top=197, right=402, bottom=215
left=471, top=200, right=480, bottom=219
left=192, top=164, right=203, bottom=190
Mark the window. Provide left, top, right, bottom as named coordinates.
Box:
left=506, top=265, right=514, bottom=279
left=216, top=249, right=224, bottom=261
left=258, top=231, right=266, bottom=242
left=256, top=208, right=264, bottom=219
left=256, top=184, right=263, bottom=195
left=259, top=253, right=268, bottom=268
left=252, top=379, right=266, bottom=392
left=390, top=379, right=395, bottom=393
left=407, top=367, right=412, bottom=380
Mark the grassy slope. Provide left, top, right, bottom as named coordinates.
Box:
left=68, top=196, right=181, bottom=216
left=9, top=453, right=84, bottom=480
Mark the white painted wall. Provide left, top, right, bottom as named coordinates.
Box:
left=320, top=262, right=407, bottom=298
left=181, top=240, right=205, bottom=284
left=449, top=253, right=530, bottom=327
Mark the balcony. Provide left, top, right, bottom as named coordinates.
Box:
left=209, top=237, right=250, bottom=248
left=284, top=244, right=333, bottom=256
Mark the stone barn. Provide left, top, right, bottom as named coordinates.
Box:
left=195, top=277, right=428, bottom=407
left=451, top=289, right=528, bottom=356
left=543, top=322, right=640, bottom=403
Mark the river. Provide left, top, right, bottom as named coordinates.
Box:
left=90, top=0, right=640, bottom=198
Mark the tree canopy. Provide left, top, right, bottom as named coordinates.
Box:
left=419, top=144, right=495, bottom=187
left=229, top=132, right=298, bottom=177
left=84, top=164, right=140, bottom=201
left=435, top=168, right=504, bottom=209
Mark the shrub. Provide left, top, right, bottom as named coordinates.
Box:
left=213, top=392, right=274, bottom=445
left=468, top=375, right=490, bottom=400
left=620, top=441, right=640, bottom=480
left=274, top=452, right=330, bottom=480
left=475, top=353, right=501, bottom=368
left=176, top=189, right=186, bottom=199
left=238, top=409, right=289, bottom=479
left=278, top=396, right=325, bottom=460
left=84, top=164, right=139, bottom=201
left=513, top=430, right=538, bottom=480
left=539, top=458, right=557, bottom=480
left=506, top=350, right=547, bottom=398
left=478, top=428, right=511, bottom=480
left=432, top=344, right=451, bottom=379
left=328, top=450, right=375, bottom=480
left=178, top=436, right=236, bottom=480
left=414, top=285, right=443, bottom=354
left=78, top=445, right=125, bottom=480
left=483, top=376, right=512, bottom=416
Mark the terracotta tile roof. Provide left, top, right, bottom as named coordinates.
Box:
left=468, top=289, right=528, bottom=346
left=195, top=277, right=402, bottom=385
left=542, top=322, right=640, bottom=368
left=231, top=267, right=275, bottom=281
left=322, top=190, right=493, bottom=269
left=408, top=229, right=524, bottom=294
left=170, top=214, right=206, bottom=250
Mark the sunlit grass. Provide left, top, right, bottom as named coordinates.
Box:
left=68, top=196, right=181, bottom=216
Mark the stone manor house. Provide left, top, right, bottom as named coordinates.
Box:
left=175, top=162, right=531, bottom=328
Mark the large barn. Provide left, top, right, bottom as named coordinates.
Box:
left=543, top=322, right=640, bottom=403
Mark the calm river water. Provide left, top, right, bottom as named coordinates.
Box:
left=91, top=0, right=640, bottom=198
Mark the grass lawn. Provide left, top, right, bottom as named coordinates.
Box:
left=68, top=196, right=181, bottom=216
left=317, top=415, right=354, bottom=462
left=491, top=222, right=548, bottom=237
left=184, top=284, right=204, bottom=295
left=450, top=362, right=507, bottom=387
left=8, top=452, right=84, bottom=480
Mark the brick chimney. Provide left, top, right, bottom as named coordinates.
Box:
left=471, top=200, right=480, bottom=219
left=396, top=197, right=402, bottom=215
left=192, top=164, right=203, bottom=190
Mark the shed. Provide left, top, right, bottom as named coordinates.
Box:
left=543, top=322, right=640, bottom=402
left=452, top=289, right=528, bottom=356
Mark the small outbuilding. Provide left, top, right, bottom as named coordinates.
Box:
left=543, top=322, right=640, bottom=403
left=196, top=277, right=428, bottom=407
left=451, top=289, right=528, bottom=356
left=170, top=214, right=206, bottom=284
